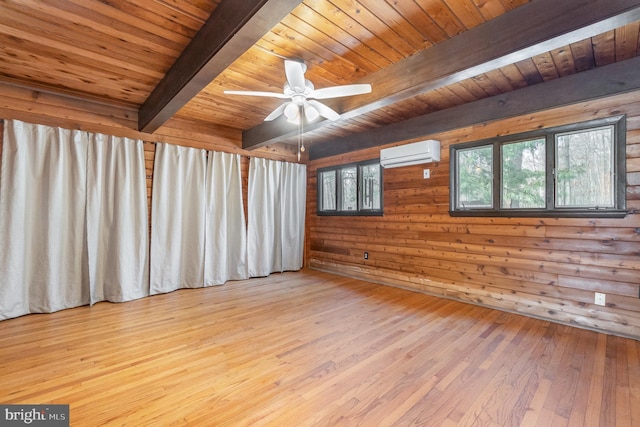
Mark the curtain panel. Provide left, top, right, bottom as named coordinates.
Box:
left=204, top=151, right=248, bottom=285
left=280, top=161, right=306, bottom=271
left=0, top=120, right=89, bottom=319
left=149, top=143, right=206, bottom=294
left=0, top=120, right=149, bottom=320
left=86, top=133, right=149, bottom=304
left=247, top=157, right=306, bottom=277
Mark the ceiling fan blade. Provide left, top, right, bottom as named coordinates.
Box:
left=264, top=103, right=288, bottom=121
left=307, top=100, right=340, bottom=121
left=284, top=59, right=307, bottom=92
left=223, top=90, right=288, bottom=99
left=310, top=84, right=372, bottom=99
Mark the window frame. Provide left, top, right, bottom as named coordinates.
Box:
left=317, top=159, right=383, bottom=216
left=449, top=115, right=627, bottom=218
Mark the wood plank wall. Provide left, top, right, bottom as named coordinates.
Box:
left=307, top=91, right=640, bottom=339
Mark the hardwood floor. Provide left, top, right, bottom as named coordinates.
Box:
left=1, top=269, right=638, bottom=426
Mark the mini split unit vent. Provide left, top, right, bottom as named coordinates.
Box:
left=380, top=139, right=441, bottom=168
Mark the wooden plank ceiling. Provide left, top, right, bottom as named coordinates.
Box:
left=1, top=0, right=640, bottom=157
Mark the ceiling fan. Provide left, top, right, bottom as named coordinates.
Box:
left=224, top=59, right=372, bottom=124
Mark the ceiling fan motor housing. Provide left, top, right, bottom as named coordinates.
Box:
left=283, top=80, right=314, bottom=101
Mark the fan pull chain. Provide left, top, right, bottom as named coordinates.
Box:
left=297, top=105, right=305, bottom=162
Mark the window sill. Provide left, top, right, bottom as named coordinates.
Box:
left=448, top=209, right=628, bottom=218
left=317, top=211, right=384, bottom=217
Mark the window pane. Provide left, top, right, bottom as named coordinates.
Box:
left=319, top=170, right=336, bottom=211
left=340, top=166, right=357, bottom=211
left=359, top=163, right=381, bottom=210
left=457, top=146, right=493, bottom=208
left=501, top=139, right=546, bottom=209
left=555, top=126, right=614, bottom=208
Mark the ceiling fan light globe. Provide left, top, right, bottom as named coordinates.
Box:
left=304, top=104, right=320, bottom=122
left=284, top=102, right=298, bottom=119
left=284, top=102, right=301, bottom=123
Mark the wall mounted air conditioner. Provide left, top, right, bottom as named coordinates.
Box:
left=380, top=139, right=440, bottom=168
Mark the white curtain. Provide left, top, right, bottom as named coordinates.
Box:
left=0, top=119, right=307, bottom=320
left=204, top=151, right=247, bottom=285
left=247, top=157, right=306, bottom=277
left=280, top=161, right=307, bottom=271
left=248, top=158, right=281, bottom=277
left=86, top=133, right=149, bottom=304
left=0, top=120, right=151, bottom=320
left=0, top=120, right=90, bottom=319
left=150, top=143, right=206, bottom=294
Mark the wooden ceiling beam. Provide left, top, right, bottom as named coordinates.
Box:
left=243, top=0, right=640, bottom=149
left=138, top=0, right=302, bottom=134
left=308, top=55, right=640, bottom=159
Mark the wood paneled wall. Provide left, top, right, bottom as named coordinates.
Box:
left=307, top=91, right=640, bottom=339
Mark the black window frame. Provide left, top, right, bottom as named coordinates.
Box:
left=449, top=115, right=627, bottom=218
left=317, top=159, right=383, bottom=216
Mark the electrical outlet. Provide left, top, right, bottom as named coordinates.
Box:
left=594, top=292, right=606, bottom=306
left=364, top=252, right=368, bottom=260
left=423, top=169, right=430, bottom=179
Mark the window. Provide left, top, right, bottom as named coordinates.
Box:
left=501, top=138, right=546, bottom=209
left=555, top=127, right=615, bottom=208
left=317, top=159, right=383, bottom=215
left=450, top=116, right=626, bottom=217
left=456, top=145, right=493, bottom=209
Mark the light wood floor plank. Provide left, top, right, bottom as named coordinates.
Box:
left=629, top=339, right=640, bottom=427
left=0, top=269, right=639, bottom=426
